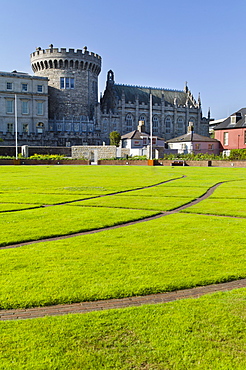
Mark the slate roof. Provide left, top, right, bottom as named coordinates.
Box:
left=166, top=132, right=219, bottom=143
left=214, top=108, right=246, bottom=130
left=121, top=130, right=164, bottom=141
left=113, top=84, right=193, bottom=106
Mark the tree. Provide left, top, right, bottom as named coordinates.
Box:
left=110, top=131, right=121, bottom=147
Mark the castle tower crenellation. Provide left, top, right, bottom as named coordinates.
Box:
left=30, top=45, right=102, bottom=119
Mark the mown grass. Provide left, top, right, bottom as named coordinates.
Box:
left=71, top=195, right=194, bottom=211
left=0, top=165, right=179, bottom=195
left=0, top=205, right=158, bottom=247
left=1, top=289, right=246, bottom=369
left=182, top=198, right=246, bottom=217
left=1, top=213, right=246, bottom=309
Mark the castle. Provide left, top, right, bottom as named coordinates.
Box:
left=0, top=44, right=210, bottom=146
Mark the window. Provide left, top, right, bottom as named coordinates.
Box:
left=223, top=132, right=229, bottom=145
left=22, top=101, right=29, bottom=114
left=177, top=117, right=184, bottom=133
left=208, top=144, right=213, bottom=150
left=244, top=131, right=246, bottom=145
left=23, top=124, right=28, bottom=133
left=37, top=102, right=44, bottom=115
left=7, top=123, right=13, bottom=133
left=37, top=122, right=44, bottom=133
left=6, top=82, right=13, bottom=90
left=22, top=83, right=28, bottom=92
left=165, top=116, right=172, bottom=133
left=153, top=116, right=159, bottom=133
left=139, top=115, right=146, bottom=124
left=37, top=85, right=43, bottom=93
left=126, top=114, right=133, bottom=130
left=60, top=77, right=75, bottom=89
left=195, top=144, right=200, bottom=150
left=6, top=100, right=14, bottom=114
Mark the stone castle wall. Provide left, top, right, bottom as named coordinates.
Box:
left=31, top=45, right=101, bottom=119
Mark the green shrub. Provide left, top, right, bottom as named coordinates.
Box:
left=228, top=149, right=246, bottom=160
left=29, top=154, right=66, bottom=160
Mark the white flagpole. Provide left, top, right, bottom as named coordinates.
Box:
left=150, top=93, right=153, bottom=160
left=15, top=95, right=18, bottom=160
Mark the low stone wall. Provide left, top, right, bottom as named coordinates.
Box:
left=72, top=146, right=130, bottom=160
left=98, top=160, right=148, bottom=165
left=0, top=159, right=88, bottom=165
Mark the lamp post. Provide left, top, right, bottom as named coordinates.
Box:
left=150, top=93, right=153, bottom=160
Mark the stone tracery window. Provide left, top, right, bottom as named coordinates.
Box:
left=177, top=116, right=184, bottom=133
left=126, top=113, right=134, bottom=130
left=165, top=116, right=172, bottom=133
left=153, top=116, right=159, bottom=133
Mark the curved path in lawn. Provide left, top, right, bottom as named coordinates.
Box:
left=1, top=180, right=225, bottom=250
left=1, top=178, right=246, bottom=321
left=1, top=278, right=246, bottom=321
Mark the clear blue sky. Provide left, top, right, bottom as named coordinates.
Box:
left=1, top=0, right=245, bottom=119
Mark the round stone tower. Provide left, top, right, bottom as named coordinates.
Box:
left=30, top=44, right=102, bottom=119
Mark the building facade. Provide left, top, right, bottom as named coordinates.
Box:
left=0, top=45, right=210, bottom=147
left=99, top=70, right=210, bottom=144
left=214, top=108, right=246, bottom=155
left=0, top=71, right=48, bottom=143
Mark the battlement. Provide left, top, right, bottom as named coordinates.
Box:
left=31, top=45, right=101, bottom=61
left=30, top=45, right=101, bottom=75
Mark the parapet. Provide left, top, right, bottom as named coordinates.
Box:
left=30, top=45, right=101, bottom=75
left=31, top=45, right=101, bottom=61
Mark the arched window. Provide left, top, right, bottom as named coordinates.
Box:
left=75, top=61, right=79, bottom=69
left=49, top=60, right=53, bottom=69
left=40, top=61, right=44, bottom=70
left=54, top=60, right=58, bottom=69
left=139, top=114, right=146, bottom=125
left=177, top=116, right=184, bottom=133
left=126, top=114, right=134, bottom=130
left=64, top=60, right=68, bottom=68
left=153, top=116, right=159, bottom=133
left=44, top=60, right=48, bottom=69
left=70, top=60, right=73, bottom=68
left=59, top=60, right=63, bottom=68
left=165, top=116, right=172, bottom=134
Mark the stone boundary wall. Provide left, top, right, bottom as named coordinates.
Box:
left=98, top=160, right=148, bottom=166
left=72, top=146, right=130, bottom=160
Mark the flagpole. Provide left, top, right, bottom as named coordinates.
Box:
left=15, top=94, right=18, bottom=160
left=150, top=93, right=153, bottom=160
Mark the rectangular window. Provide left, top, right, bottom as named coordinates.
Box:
left=37, top=85, right=43, bottom=93
left=60, top=77, right=65, bottom=89
left=60, top=77, right=75, bottom=89
left=244, top=131, right=246, bottom=145
left=223, top=132, right=229, bottom=145
left=22, top=101, right=28, bottom=114
left=6, top=82, right=13, bottom=90
left=208, top=144, right=213, bottom=150
left=6, top=100, right=14, bottom=114
left=195, top=144, right=200, bottom=150
left=37, top=102, right=44, bottom=115
left=23, top=124, right=28, bottom=133
left=7, top=123, right=13, bottom=133
left=22, top=83, right=28, bottom=92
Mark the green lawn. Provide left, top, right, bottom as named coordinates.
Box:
left=1, top=213, right=246, bottom=309
left=1, top=288, right=246, bottom=369
left=0, top=205, right=158, bottom=247
left=1, top=165, right=246, bottom=369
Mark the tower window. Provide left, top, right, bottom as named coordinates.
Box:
left=60, top=77, right=75, bottom=89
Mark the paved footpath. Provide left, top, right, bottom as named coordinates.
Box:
left=1, top=278, right=246, bottom=321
